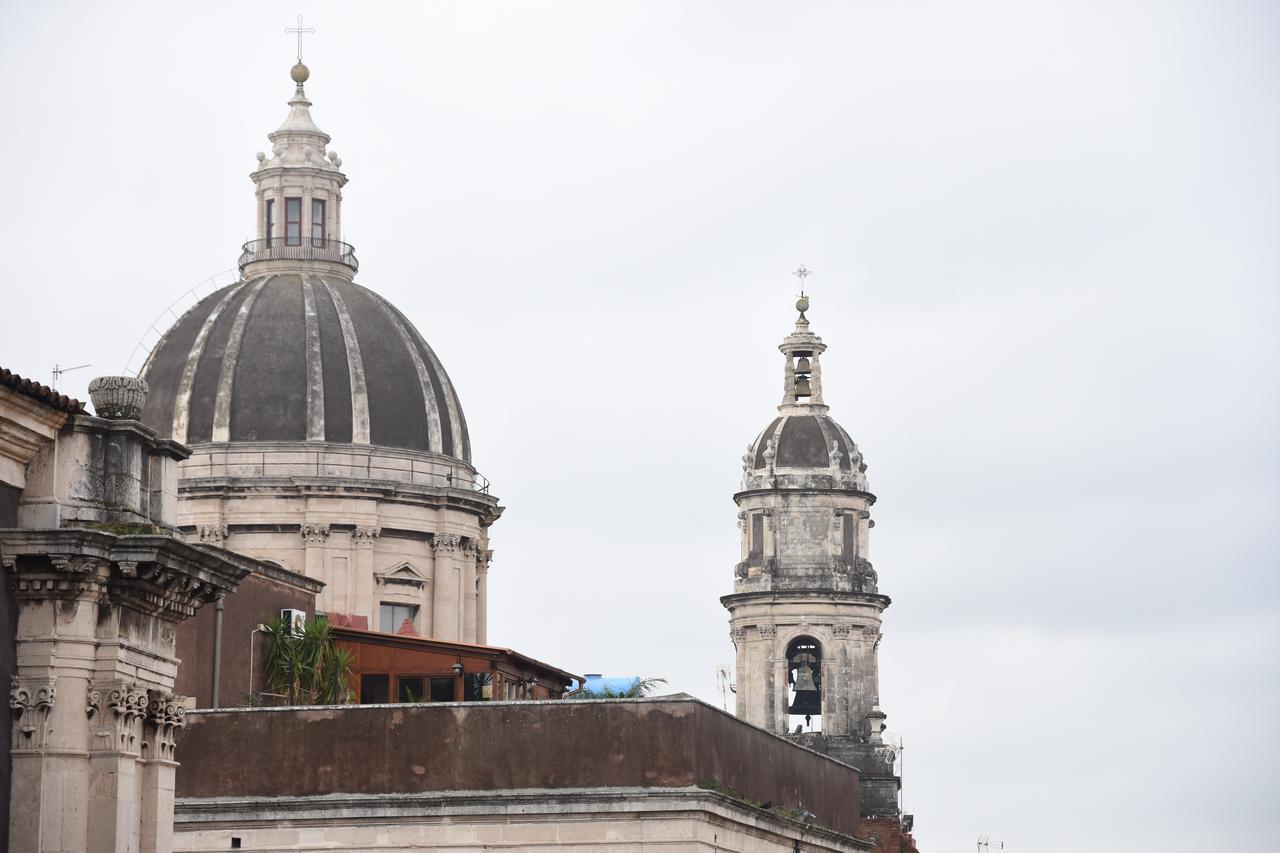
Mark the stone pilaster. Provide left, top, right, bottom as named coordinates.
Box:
left=351, top=526, right=380, bottom=626
left=430, top=534, right=462, bottom=641
left=300, top=523, right=331, bottom=611
left=476, top=549, right=492, bottom=645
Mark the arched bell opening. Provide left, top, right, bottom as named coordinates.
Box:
left=786, top=636, right=822, bottom=733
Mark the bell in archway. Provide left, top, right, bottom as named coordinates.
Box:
left=795, top=356, right=812, bottom=374
left=794, top=376, right=812, bottom=398
left=789, top=664, right=821, bottom=717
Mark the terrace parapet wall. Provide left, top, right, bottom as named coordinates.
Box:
left=175, top=697, right=865, bottom=838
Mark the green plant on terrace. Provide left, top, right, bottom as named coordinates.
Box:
left=262, top=615, right=353, bottom=705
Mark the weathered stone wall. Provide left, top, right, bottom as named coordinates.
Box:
left=175, top=697, right=864, bottom=837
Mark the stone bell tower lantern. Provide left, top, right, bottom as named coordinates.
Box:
left=721, top=291, right=902, bottom=820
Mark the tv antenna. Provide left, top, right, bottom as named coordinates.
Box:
left=977, top=835, right=1005, bottom=850
left=51, top=362, right=91, bottom=390
left=714, top=665, right=735, bottom=711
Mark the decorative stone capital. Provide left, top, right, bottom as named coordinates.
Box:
left=300, top=523, right=330, bottom=543
left=431, top=533, right=462, bottom=554
left=143, top=690, right=186, bottom=763
left=731, top=627, right=747, bottom=643
left=197, top=524, right=229, bottom=545
left=10, top=675, right=56, bottom=750
left=88, top=680, right=148, bottom=755
left=832, top=623, right=854, bottom=639
left=757, top=624, right=776, bottom=639
left=351, top=526, right=381, bottom=547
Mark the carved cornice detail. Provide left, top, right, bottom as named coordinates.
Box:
left=300, top=523, right=331, bottom=543
left=0, top=530, right=250, bottom=621
left=10, top=675, right=55, bottom=750
left=11, top=554, right=109, bottom=600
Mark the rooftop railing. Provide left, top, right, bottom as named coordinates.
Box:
left=238, top=238, right=359, bottom=274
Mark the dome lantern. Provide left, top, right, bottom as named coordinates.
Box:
left=239, top=62, right=354, bottom=280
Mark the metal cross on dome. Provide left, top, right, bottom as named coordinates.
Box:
left=286, top=15, right=315, bottom=62
left=793, top=264, right=812, bottom=297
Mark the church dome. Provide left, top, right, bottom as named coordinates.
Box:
left=140, top=272, right=471, bottom=461
left=748, top=413, right=863, bottom=475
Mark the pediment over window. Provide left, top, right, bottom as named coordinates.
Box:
left=374, top=562, right=429, bottom=589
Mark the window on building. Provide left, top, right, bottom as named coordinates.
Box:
left=397, top=676, right=425, bottom=703
left=265, top=199, right=275, bottom=248
left=311, top=199, right=326, bottom=246
left=379, top=602, right=418, bottom=633
left=285, top=197, right=302, bottom=245
left=430, top=677, right=455, bottom=702
left=359, top=673, right=389, bottom=704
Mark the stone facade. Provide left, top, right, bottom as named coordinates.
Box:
left=174, top=441, right=498, bottom=642
left=0, top=372, right=259, bottom=852
left=723, top=298, right=906, bottom=822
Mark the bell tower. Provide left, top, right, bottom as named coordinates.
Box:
left=721, top=291, right=903, bottom=820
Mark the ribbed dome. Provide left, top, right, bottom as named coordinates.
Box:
left=749, top=413, right=864, bottom=475
left=140, top=273, right=470, bottom=461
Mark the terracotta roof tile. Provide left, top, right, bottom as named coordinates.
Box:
left=0, top=367, right=86, bottom=414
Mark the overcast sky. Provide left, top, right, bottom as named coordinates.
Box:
left=3, top=2, right=1278, bottom=850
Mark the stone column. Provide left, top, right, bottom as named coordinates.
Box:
left=86, top=681, right=147, bottom=853
left=730, top=626, right=748, bottom=719
left=9, top=555, right=107, bottom=853
left=300, top=524, right=331, bottom=611
left=460, top=540, right=477, bottom=643
left=827, top=625, right=853, bottom=736
left=430, top=534, right=461, bottom=641
left=476, top=550, right=492, bottom=645
left=138, top=692, right=185, bottom=853
left=352, top=526, right=380, bottom=626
